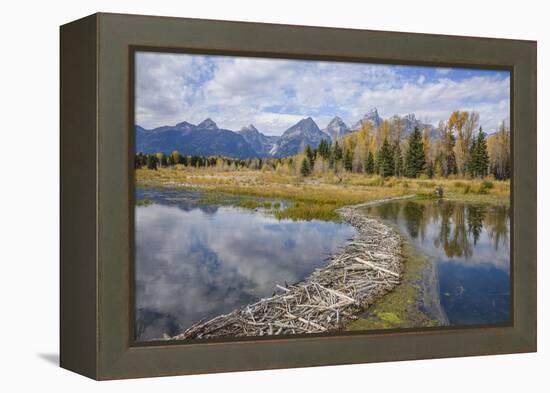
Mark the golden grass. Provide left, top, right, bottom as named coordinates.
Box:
left=136, top=167, right=510, bottom=221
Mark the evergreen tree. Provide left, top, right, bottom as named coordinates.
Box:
left=365, top=151, right=375, bottom=174
left=300, top=157, right=311, bottom=176
left=317, top=139, right=330, bottom=159
left=475, top=128, right=489, bottom=177
left=146, top=154, right=158, bottom=170
left=377, top=138, right=395, bottom=177
left=135, top=153, right=144, bottom=169
left=305, top=145, right=315, bottom=167
left=332, top=140, right=343, bottom=161
left=344, top=149, right=353, bottom=172
left=468, top=137, right=478, bottom=177
left=394, top=144, right=404, bottom=177
left=469, top=127, right=490, bottom=178
left=404, top=127, right=426, bottom=178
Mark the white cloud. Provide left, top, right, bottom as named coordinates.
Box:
left=135, top=52, right=510, bottom=134
left=356, top=75, right=510, bottom=131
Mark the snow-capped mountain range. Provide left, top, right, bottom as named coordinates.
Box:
left=135, top=108, right=437, bottom=158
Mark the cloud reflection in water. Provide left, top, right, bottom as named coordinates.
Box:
left=135, top=202, right=355, bottom=340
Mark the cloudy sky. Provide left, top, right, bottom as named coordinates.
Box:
left=135, top=51, right=510, bottom=135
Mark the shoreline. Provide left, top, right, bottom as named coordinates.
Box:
left=135, top=169, right=510, bottom=224
left=135, top=182, right=509, bottom=339
left=167, top=197, right=404, bottom=341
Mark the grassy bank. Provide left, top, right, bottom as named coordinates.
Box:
left=136, top=167, right=509, bottom=221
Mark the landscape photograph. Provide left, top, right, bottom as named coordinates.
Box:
left=133, top=51, right=511, bottom=342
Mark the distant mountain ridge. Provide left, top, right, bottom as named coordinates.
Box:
left=136, top=119, right=258, bottom=158
left=136, top=110, right=439, bottom=159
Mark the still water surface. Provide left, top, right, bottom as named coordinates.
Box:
left=360, top=199, right=510, bottom=326
left=135, top=189, right=510, bottom=340
left=134, top=188, right=355, bottom=341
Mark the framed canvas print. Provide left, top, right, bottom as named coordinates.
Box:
left=60, top=13, right=537, bottom=380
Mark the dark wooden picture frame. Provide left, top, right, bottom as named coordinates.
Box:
left=60, top=12, right=537, bottom=380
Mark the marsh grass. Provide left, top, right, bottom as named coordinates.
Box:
left=274, top=202, right=341, bottom=221
left=236, top=199, right=274, bottom=210
left=135, top=198, right=154, bottom=206
left=136, top=168, right=510, bottom=221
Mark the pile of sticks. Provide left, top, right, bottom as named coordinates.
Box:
left=170, top=204, right=403, bottom=340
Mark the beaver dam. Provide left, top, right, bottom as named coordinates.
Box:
left=170, top=200, right=404, bottom=340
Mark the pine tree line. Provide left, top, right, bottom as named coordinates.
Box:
left=136, top=111, right=510, bottom=180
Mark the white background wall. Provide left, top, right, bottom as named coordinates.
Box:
left=0, top=0, right=546, bottom=391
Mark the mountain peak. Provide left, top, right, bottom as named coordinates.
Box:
left=366, top=107, right=379, bottom=116
left=237, top=124, right=279, bottom=157
left=324, top=117, right=350, bottom=140
left=300, top=117, right=316, bottom=125
left=289, top=117, right=321, bottom=133
left=175, top=121, right=195, bottom=129
left=327, top=116, right=345, bottom=126
left=352, top=108, right=382, bottom=130
left=270, top=117, right=329, bottom=157
left=240, top=124, right=259, bottom=133
left=197, top=118, right=218, bottom=130
left=363, top=108, right=381, bottom=124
